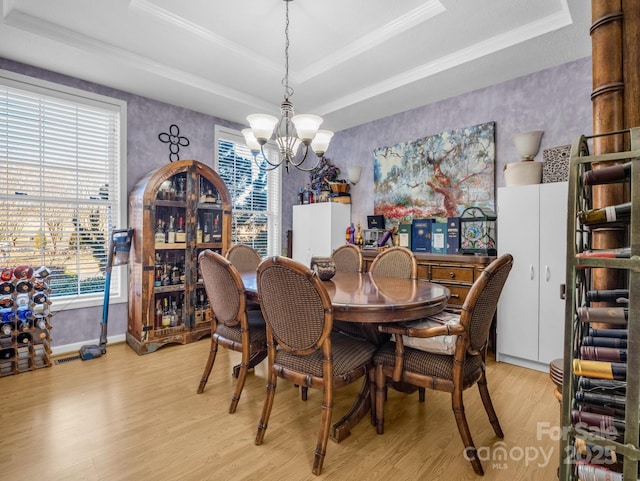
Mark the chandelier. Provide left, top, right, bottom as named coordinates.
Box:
left=242, top=0, right=333, bottom=172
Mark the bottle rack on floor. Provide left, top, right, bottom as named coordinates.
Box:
left=0, top=265, right=52, bottom=376
left=560, top=127, right=640, bottom=481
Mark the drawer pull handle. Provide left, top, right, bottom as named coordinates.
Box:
left=450, top=293, right=460, bottom=298
left=449, top=272, right=455, bottom=279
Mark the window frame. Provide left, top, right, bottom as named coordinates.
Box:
left=214, top=125, right=282, bottom=257
left=0, top=68, right=128, bottom=311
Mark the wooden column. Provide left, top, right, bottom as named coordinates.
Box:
left=590, top=0, right=639, bottom=292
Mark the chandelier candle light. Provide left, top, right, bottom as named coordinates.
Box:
left=242, top=0, right=333, bottom=172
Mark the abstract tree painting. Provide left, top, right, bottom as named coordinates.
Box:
left=373, top=122, right=495, bottom=227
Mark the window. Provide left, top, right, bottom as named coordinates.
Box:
left=0, top=70, right=127, bottom=310
left=215, top=126, right=281, bottom=257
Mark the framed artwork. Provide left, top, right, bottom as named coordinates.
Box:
left=373, top=122, right=495, bottom=227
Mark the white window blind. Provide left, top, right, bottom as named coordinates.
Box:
left=215, top=126, right=281, bottom=257
left=0, top=70, right=127, bottom=309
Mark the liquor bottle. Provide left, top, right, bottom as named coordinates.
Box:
left=578, top=306, right=628, bottom=325
left=578, top=202, right=631, bottom=226
left=171, top=261, right=180, bottom=285
left=196, top=219, right=203, bottom=244
left=155, top=219, right=165, bottom=244
left=580, top=345, right=627, bottom=362
left=582, top=161, right=631, bottom=185
left=586, top=289, right=629, bottom=304
left=175, top=216, right=186, bottom=243
left=195, top=292, right=204, bottom=323
left=203, top=219, right=211, bottom=243
left=154, top=300, right=163, bottom=329
left=166, top=215, right=176, bottom=243
left=204, top=295, right=212, bottom=323
left=161, top=298, right=171, bottom=328
left=169, top=299, right=178, bottom=327
left=573, top=359, right=626, bottom=380
left=161, top=262, right=171, bottom=287
left=213, top=214, right=221, bottom=241
left=32, top=291, right=48, bottom=305
left=298, top=187, right=304, bottom=205
left=154, top=253, right=163, bottom=287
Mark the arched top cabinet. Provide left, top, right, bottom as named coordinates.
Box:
left=127, top=159, right=231, bottom=354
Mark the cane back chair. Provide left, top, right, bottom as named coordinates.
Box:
left=372, top=253, right=513, bottom=475
left=226, top=244, right=262, bottom=272
left=331, top=243, right=363, bottom=273
left=255, top=256, right=377, bottom=475
left=196, top=249, right=267, bottom=413
left=369, top=246, right=417, bottom=279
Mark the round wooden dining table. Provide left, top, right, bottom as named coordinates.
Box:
left=241, top=270, right=450, bottom=322
left=239, top=269, right=451, bottom=442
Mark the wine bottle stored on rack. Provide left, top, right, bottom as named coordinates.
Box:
left=582, top=162, right=632, bottom=185
left=578, top=202, right=631, bottom=226
left=578, top=377, right=626, bottom=394
left=586, top=289, right=630, bottom=304
left=580, top=346, right=627, bottom=362
left=582, top=335, right=627, bottom=348
left=573, top=359, right=626, bottom=380
left=576, top=247, right=631, bottom=259
left=589, top=328, right=627, bottom=339
left=578, top=307, right=628, bottom=325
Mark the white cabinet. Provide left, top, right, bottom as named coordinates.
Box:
left=496, top=182, right=567, bottom=372
left=292, top=203, right=351, bottom=266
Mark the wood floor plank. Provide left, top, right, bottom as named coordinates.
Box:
left=0, top=341, right=561, bottom=480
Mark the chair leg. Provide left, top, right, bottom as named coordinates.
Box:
left=477, top=370, right=504, bottom=438
left=374, top=364, right=386, bottom=434
left=369, top=368, right=377, bottom=427
left=312, top=384, right=333, bottom=475
left=229, top=359, right=249, bottom=414
left=255, top=368, right=277, bottom=446
left=197, top=336, right=218, bottom=394
left=451, top=388, right=484, bottom=476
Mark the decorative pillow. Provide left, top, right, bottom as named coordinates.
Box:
left=392, top=311, right=460, bottom=355
left=542, top=145, right=571, bottom=183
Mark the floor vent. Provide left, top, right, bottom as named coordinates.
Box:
left=54, top=355, right=81, bottom=364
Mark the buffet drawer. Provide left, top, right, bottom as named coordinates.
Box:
left=430, top=265, right=474, bottom=284
left=442, top=284, right=471, bottom=306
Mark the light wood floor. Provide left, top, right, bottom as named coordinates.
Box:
left=0, top=340, right=561, bottom=480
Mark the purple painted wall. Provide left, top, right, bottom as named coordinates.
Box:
left=0, top=55, right=592, bottom=349
left=320, top=57, right=593, bottom=228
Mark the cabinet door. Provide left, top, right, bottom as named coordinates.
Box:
left=496, top=185, right=540, bottom=362
left=538, top=182, right=567, bottom=364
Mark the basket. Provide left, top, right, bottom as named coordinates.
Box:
left=329, top=182, right=349, bottom=194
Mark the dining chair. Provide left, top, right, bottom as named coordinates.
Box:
left=369, top=246, right=417, bottom=279
left=331, top=244, right=363, bottom=273
left=331, top=244, right=368, bottom=342
left=226, top=244, right=262, bottom=310
left=255, top=256, right=377, bottom=476
left=196, top=249, right=267, bottom=414
left=372, top=253, right=513, bottom=475
left=226, top=244, right=262, bottom=272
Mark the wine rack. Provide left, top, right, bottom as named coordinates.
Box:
left=560, top=127, right=640, bottom=480
left=0, top=265, right=52, bottom=376
left=127, top=160, right=231, bottom=354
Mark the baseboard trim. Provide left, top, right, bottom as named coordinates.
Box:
left=51, top=334, right=127, bottom=357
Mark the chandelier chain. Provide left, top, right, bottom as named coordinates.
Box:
left=282, top=0, right=294, bottom=101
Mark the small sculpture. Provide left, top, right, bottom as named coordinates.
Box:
left=355, top=222, right=363, bottom=247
